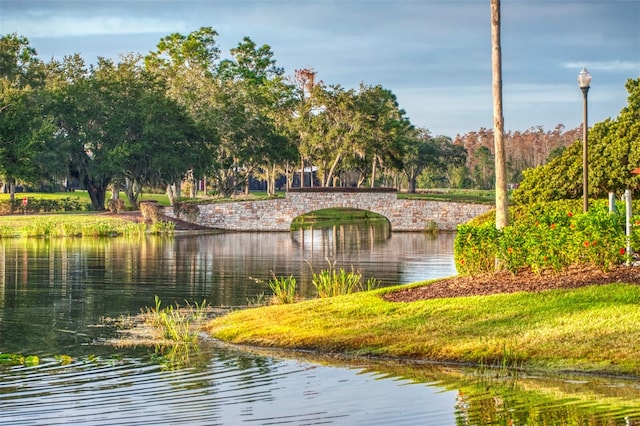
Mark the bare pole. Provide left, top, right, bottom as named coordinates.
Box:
left=491, top=0, right=509, bottom=229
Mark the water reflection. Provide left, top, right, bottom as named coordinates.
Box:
left=0, top=226, right=455, bottom=310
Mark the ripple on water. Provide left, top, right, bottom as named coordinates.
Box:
left=0, top=351, right=460, bottom=425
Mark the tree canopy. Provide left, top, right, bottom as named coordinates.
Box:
left=512, top=78, right=640, bottom=204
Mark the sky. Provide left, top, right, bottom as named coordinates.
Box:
left=1, top=0, right=639, bottom=137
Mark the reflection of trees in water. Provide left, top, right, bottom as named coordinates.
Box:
left=345, top=358, right=640, bottom=425
left=0, top=230, right=455, bottom=306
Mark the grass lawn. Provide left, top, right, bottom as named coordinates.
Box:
left=399, top=188, right=496, bottom=204
left=0, top=212, right=149, bottom=237
left=0, top=191, right=170, bottom=207
left=205, top=280, right=640, bottom=377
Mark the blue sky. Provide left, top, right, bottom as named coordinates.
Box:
left=1, top=0, right=638, bottom=137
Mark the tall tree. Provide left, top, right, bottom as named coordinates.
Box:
left=289, top=68, right=319, bottom=188
left=46, top=54, right=105, bottom=208
left=209, top=37, right=294, bottom=196
left=102, top=55, right=209, bottom=208
left=491, top=0, right=509, bottom=228
left=146, top=27, right=221, bottom=201
left=0, top=34, right=53, bottom=202
left=355, top=84, right=410, bottom=188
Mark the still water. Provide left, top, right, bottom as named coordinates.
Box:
left=0, top=226, right=639, bottom=425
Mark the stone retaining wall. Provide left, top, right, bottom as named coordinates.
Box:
left=163, top=189, right=493, bottom=232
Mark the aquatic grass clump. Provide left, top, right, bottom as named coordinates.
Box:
left=20, top=220, right=54, bottom=237
left=309, top=259, right=379, bottom=298
left=246, top=292, right=268, bottom=307
left=2, top=215, right=154, bottom=238
left=267, top=274, right=297, bottom=304
left=0, top=225, right=13, bottom=238
left=314, top=267, right=361, bottom=297
left=148, top=221, right=175, bottom=236
left=121, top=221, right=148, bottom=238
left=51, top=222, right=83, bottom=237
left=81, top=222, right=121, bottom=237
left=144, top=296, right=209, bottom=344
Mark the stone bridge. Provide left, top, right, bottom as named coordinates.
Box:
left=163, top=188, right=493, bottom=232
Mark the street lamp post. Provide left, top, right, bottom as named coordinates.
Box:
left=578, top=68, right=592, bottom=213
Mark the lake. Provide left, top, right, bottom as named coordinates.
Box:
left=1, top=226, right=639, bottom=425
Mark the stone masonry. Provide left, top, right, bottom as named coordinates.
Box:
left=163, top=188, right=493, bottom=232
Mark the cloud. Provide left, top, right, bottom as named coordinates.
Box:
left=563, top=61, right=640, bottom=73
left=3, top=15, right=188, bottom=38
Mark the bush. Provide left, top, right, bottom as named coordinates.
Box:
left=454, top=223, right=500, bottom=275
left=0, top=197, right=89, bottom=214
left=108, top=199, right=125, bottom=213
left=455, top=200, right=636, bottom=275
left=139, top=201, right=164, bottom=223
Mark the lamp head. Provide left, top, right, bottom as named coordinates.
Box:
left=578, top=68, right=592, bottom=89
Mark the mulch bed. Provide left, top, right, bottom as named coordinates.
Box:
left=383, top=263, right=640, bottom=302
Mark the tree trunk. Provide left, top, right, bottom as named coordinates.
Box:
left=191, top=176, right=197, bottom=198
left=408, top=176, right=417, bottom=193
left=166, top=182, right=181, bottom=206
left=111, top=182, right=120, bottom=200
left=324, top=153, right=342, bottom=187
left=84, top=176, right=109, bottom=211
left=370, top=156, right=377, bottom=188
left=491, top=0, right=509, bottom=229
left=8, top=179, right=15, bottom=203
left=124, top=178, right=140, bottom=210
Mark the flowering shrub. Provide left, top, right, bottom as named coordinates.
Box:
left=454, top=223, right=500, bottom=275
left=455, top=199, right=638, bottom=276
left=569, top=207, right=626, bottom=270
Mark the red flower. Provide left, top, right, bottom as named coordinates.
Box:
left=568, top=211, right=573, bottom=217
left=507, top=247, right=513, bottom=254
left=620, top=248, right=626, bottom=255
left=583, top=241, right=590, bottom=247
left=550, top=223, right=556, bottom=230
left=591, top=241, right=597, bottom=247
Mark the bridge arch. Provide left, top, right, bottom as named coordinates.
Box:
left=290, top=207, right=391, bottom=230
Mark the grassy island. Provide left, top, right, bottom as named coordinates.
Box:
left=204, top=279, right=640, bottom=377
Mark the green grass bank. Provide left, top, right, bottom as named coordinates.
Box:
left=205, top=280, right=640, bottom=377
